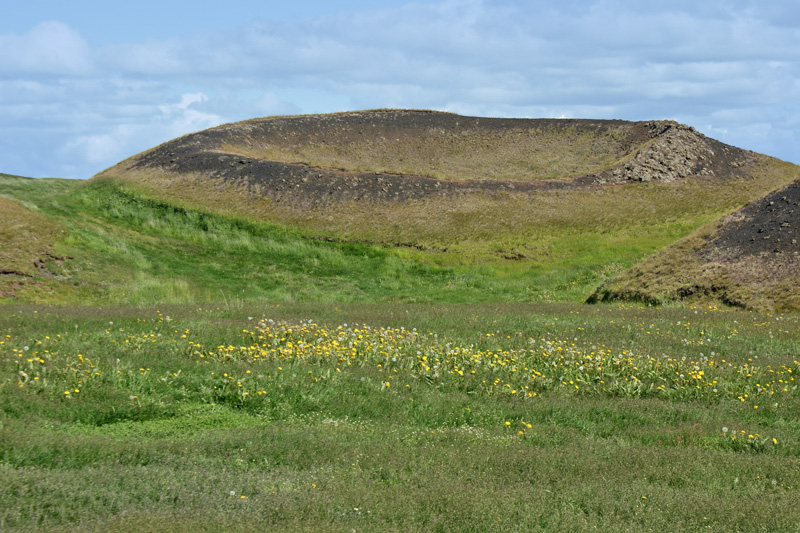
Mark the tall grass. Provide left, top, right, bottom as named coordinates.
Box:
left=0, top=177, right=693, bottom=306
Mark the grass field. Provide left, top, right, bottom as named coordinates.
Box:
left=2, top=301, right=800, bottom=531
left=3, top=170, right=800, bottom=530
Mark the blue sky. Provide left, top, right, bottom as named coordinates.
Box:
left=2, top=0, right=799, bottom=179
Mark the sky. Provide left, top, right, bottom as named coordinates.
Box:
left=2, top=0, right=799, bottom=179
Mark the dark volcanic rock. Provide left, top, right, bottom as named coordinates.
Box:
left=132, top=149, right=576, bottom=204
left=704, top=179, right=800, bottom=258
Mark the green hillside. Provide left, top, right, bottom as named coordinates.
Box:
left=2, top=111, right=799, bottom=308
left=0, top=159, right=794, bottom=307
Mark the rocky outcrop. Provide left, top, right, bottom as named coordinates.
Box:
left=595, top=121, right=752, bottom=184
left=610, top=122, right=714, bottom=182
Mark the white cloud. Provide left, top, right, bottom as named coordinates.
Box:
left=0, top=21, right=94, bottom=75
left=63, top=129, right=127, bottom=165
left=156, top=93, right=220, bottom=135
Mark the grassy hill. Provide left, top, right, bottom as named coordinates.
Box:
left=2, top=109, right=793, bottom=309
left=2, top=111, right=799, bottom=308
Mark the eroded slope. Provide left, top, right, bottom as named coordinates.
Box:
left=591, top=158, right=800, bottom=311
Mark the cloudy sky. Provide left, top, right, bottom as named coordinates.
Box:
left=2, top=0, right=799, bottom=179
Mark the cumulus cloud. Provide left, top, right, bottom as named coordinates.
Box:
left=156, top=93, right=221, bottom=136
left=3, top=0, right=799, bottom=178
left=0, top=21, right=94, bottom=75
left=63, top=128, right=128, bottom=166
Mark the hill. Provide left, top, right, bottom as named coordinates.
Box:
left=98, top=109, right=753, bottom=206
left=2, top=110, right=799, bottom=307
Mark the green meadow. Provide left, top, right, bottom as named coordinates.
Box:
left=2, top=173, right=800, bottom=531
left=3, top=302, right=800, bottom=531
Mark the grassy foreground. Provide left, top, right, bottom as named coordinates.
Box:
left=3, top=301, right=800, bottom=531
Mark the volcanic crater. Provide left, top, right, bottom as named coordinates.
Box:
left=105, top=109, right=754, bottom=205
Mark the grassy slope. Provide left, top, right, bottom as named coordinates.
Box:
left=0, top=196, right=61, bottom=277
left=4, top=151, right=797, bottom=307
left=5, top=176, right=597, bottom=305
left=95, top=152, right=798, bottom=307
left=0, top=174, right=76, bottom=299
left=0, top=177, right=460, bottom=304
left=2, top=302, right=800, bottom=531
left=592, top=157, right=800, bottom=311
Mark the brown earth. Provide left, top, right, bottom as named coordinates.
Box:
left=0, top=196, right=65, bottom=299
left=104, top=109, right=755, bottom=205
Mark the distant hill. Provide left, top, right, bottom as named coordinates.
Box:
left=2, top=111, right=799, bottom=307
left=97, top=109, right=754, bottom=205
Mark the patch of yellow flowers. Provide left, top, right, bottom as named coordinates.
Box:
left=4, top=333, right=100, bottom=397
left=3, top=316, right=797, bottom=405
left=188, top=319, right=798, bottom=403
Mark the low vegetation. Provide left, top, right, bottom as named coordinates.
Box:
left=3, top=162, right=796, bottom=308
left=219, top=112, right=646, bottom=181
left=3, top=302, right=800, bottom=531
